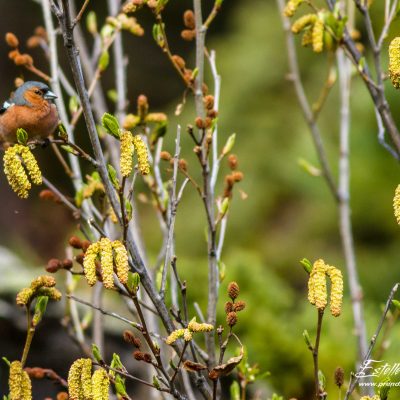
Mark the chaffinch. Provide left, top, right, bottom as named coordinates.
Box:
left=0, top=81, right=59, bottom=145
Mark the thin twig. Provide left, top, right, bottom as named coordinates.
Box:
left=344, top=283, right=399, bottom=400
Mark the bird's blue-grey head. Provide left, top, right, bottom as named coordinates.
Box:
left=12, top=81, right=57, bottom=106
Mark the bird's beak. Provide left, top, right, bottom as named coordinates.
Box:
left=44, top=91, right=57, bottom=100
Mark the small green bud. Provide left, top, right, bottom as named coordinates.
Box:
left=86, top=11, right=98, bottom=35
left=16, top=128, right=28, bottom=146
left=114, top=375, right=127, bottom=396
left=58, top=123, right=68, bottom=141
left=61, top=145, right=79, bottom=156
left=99, top=50, right=110, bottom=72
left=107, top=164, right=120, bottom=190
left=152, top=375, right=161, bottom=390
left=392, top=299, right=400, bottom=310
left=69, top=96, right=79, bottom=115
left=300, top=258, right=313, bottom=274
left=230, top=381, right=240, bottom=400
left=92, top=343, right=103, bottom=363
left=221, top=133, right=236, bottom=156
left=127, top=272, right=140, bottom=294
left=303, top=329, right=312, bottom=349
left=32, top=296, right=48, bottom=327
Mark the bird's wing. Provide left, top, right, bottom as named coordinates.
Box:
left=0, top=101, right=13, bottom=115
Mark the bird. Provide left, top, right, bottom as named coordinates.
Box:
left=0, top=81, right=59, bottom=146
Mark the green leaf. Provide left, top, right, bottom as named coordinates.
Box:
left=75, top=188, right=84, bottom=208
left=58, top=123, right=68, bottom=141
left=152, top=23, right=164, bottom=47
left=218, top=260, right=226, bottom=283
left=127, top=272, right=140, bottom=294
left=303, top=329, right=312, bottom=349
left=114, top=374, right=127, bottom=396
left=150, top=121, right=168, bottom=146
left=125, top=199, right=133, bottom=221
left=69, top=96, right=79, bottom=114
left=101, top=113, right=121, bottom=139
left=298, top=158, right=322, bottom=177
left=229, top=381, right=240, bottom=400
left=99, top=50, right=110, bottom=72
left=221, top=133, right=236, bottom=156
left=107, top=89, right=118, bottom=103
left=318, top=370, right=326, bottom=391
left=16, top=128, right=28, bottom=146
left=92, top=344, right=103, bottom=363
left=152, top=375, right=161, bottom=390
left=107, top=164, right=120, bottom=190
left=300, top=258, right=313, bottom=274
left=392, top=299, right=400, bottom=310
left=61, top=145, right=79, bottom=156
left=101, top=24, right=115, bottom=40
left=379, top=379, right=391, bottom=400
left=358, top=57, right=366, bottom=73
left=2, top=357, right=11, bottom=367
left=86, top=11, right=98, bottom=35
left=32, top=296, right=49, bottom=327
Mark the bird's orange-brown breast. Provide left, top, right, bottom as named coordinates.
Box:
left=0, top=98, right=59, bottom=142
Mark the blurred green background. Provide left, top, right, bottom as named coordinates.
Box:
left=1, top=0, right=400, bottom=399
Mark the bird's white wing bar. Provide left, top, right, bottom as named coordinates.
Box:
left=0, top=101, right=13, bottom=114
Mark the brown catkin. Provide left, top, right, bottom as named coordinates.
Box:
left=228, top=281, right=240, bottom=300
left=334, top=367, right=344, bottom=388
left=183, top=10, right=195, bottom=29
left=181, top=29, right=196, bottom=41
left=5, top=32, right=19, bottom=48
left=226, top=311, right=238, bottom=327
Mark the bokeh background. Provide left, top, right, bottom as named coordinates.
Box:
left=1, top=0, right=400, bottom=399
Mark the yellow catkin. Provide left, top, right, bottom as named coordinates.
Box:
left=291, top=14, right=317, bottom=34
left=16, top=276, right=60, bottom=306
left=166, top=329, right=185, bottom=345
left=30, top=275, right=56, bottom=290
left=16, top=288, right=34, bottom=306
left=92, top=369, right=110, bottom=400
left=312, top=18, right=324, bottom=53
left=4, top=146, right=31, bottom=198
left=99, top=238, right=115, bottom=289
left=187, top=318, right=214, bottom=333
left=283, top=0, right=303, bottom=17
left=81, top=359, right=93, bottom=400
left=308, top=259, right=328, bottom=310
left=9, top=361, right=32, bottom=400
left=83, top=242, right=100, bottom=286
left=132, top=135, right=150, bottom=175
left=120, top=130, right=134, bottom=177
left=302, top=28, right=313, bottom=47
left=393, top=184, right=400, bottom=224
left=326, top=265, right=343, bottom=317
left=36, top=287, right=62, bottom=301
left=183, top=329, right=193, bottom=341
left=19, top=145, right=42, bottom=185
left=389, top=37, right=400, bottom=89
left=112, top=240, right=129, bottom=285
left=68, top=358, right=92, bottom=400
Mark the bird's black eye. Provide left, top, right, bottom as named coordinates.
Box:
left=34, top=89, right=41, bottom=95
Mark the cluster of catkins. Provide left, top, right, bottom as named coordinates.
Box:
left=308, top=259, right=343, bottom=317
left=166, top=318, right=214, bottom=345
left=225, top=281, right=246, bottom=327
left=3, top=144, right=42, bottom=198
left=68, top=359, right=110, bottom=400
left=283, top=0, right=333, bottom=53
